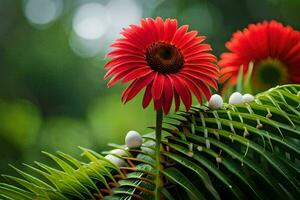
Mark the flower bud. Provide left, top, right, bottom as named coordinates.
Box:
left=208, top=94, right=223, bottom=110
left=105, top=149, right=127, bottom=167
left=242, top=93, right=255, bottom=103
left=125, top=130, right=143, bottom=148
left=229, top=92, right=243, bottom=105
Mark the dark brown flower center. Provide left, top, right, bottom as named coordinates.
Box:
left=146, top=42, right=184, bottom=74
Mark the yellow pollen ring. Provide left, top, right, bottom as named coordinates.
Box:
left=252, top=57, right=289, bottom=90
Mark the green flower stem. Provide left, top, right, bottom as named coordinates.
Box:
left=155, top=108, right=163, bottom=200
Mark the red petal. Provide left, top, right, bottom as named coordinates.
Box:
left=163, top=18, right=178, bottom=42
left=162, top=75, right=174, bottom=114
left=122, top=72, right=155, bottom=103
left=184, top=62, right=219, bottom=73
left=140, top=18, right=156, bottom=45
left=183, top=44, right=212, bottom=57
left=104, top=64, right=145, bottom=79
left=111, top=39, right=144, bottom=53
left=121, top=27, right=144, bottom=50
left=107, top=69, right=134, bottom=87
left=177, top=31, right=198, bottom=49
left=190, top=77, right=212, bottom=101
left=155, top=17, right=164, bottom=40
left=170, top=75, right=192, bottom=110
left=220, top=73, right=234, bottom=83
left=146, top=18, right=158, bottom=41
left=178, top=74, right=203, bottom=103
left=128, top=24, right=149, bottom=47
left=185, top=53, right=217, bottom=63
left=152, top=73, right=165, bottom=100
left=106, top=49, right=144, bottom=58
left=172, top=25, right=189, bottom=45
left=121, top=67, right=152, bottom=84
left=104, top=56, right=146, bottom=69
left=182, top=67, right=219, bottom=79
left=181, top=70, right=218, bottom=90
left=174, top=92, right=180, bottom=112
left=142, top=82, right=153, bottom=108
left=181, top=36, right=206, bottom=51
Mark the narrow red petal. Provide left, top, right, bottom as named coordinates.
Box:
left=104, top=56, right=146, bottom=69
left=146, top=18, right=158, bottom=41
left=122, top=72, right=155, bottom=103
left=191, top=78, right=212, bottom=101
left=107, top=68, right=138, bottom=87
left=172, top=25, right=189, bottom=45
left=181, top=36, right=206, bottom=51
left=183, top=44, right=212, bottom=58
left=174, top=92, right=180, bottom=112
left=107, top=49, right=144, bottom=58
left=121, top=67, right=152, bottom=84
left=104, top=64, right=145, bottom=79
left=140, top=18, right=156, bottom=45
left=181, top=71, right=218, bottom=90
left=163, top=18, right=177, bottom=42
left=162, top=75, right=174, bottom=115
left=111, top=39, right=144, bottom=53
left=121, top=28, right=144, bottom=50
left=155, top=17, right=164, bottom=40
left=142, top=82, right=153, bottom=108
left=178, top=74, right=203, bottom=103
left=170, top=75, right=192, bottom=110
left=177, top=31, right=198, bottom=49
left=152, top=73, right=165, bottom=100
left=182, top=67, right=219, bottom=79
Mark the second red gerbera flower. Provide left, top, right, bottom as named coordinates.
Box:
left=104, top=17, right=219, bottom=114
left=219, top=20, right=300, bottom=91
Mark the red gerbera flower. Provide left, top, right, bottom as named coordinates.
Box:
left=219, top=20, right=300, bottom=90
left=104, top=17, right=218, bottom=114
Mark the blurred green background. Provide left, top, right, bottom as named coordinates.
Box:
left=0, top=0, right=299, bottom=172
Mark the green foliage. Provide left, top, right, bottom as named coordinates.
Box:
left=1, top=84, right=300, bottom=199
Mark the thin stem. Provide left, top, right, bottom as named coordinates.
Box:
left=155, top=108, right=163, bottom=200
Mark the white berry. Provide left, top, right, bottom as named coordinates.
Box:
left=242, top=93, right=255, bottom=103
left=125, top=130, right=143, bottom=148
left=208, top=94, right=223, bottom=110
left=110, top=149, right=127, bottom=156
left=105, top=149, right=127, bottom=167
left=229, top=92, right=243, bottom=105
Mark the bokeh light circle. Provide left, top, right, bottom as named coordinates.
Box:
left=24, top=0, right=62, bottom=25
left=106, top=0, right=142, bottom=41
left=72, top=2, right=111, bottom=40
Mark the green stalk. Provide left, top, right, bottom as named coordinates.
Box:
left=155, top=108, right=163, bottom=200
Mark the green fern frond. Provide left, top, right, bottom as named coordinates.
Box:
left=161, top=84, right=300, bottom=200
left=1, top=84, right=300, bottom=200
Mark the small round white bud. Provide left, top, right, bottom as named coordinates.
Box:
left=105, top=149, right=127, bottom=167
left=229, top=92, right=243, bottom=105
left=242, top=93, right=255, bottom=103
left=208, top=94, right=223, bottom=110
left=125, top=130, right=143, bottom=148
left=110, top=149, right=127, bottom=156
